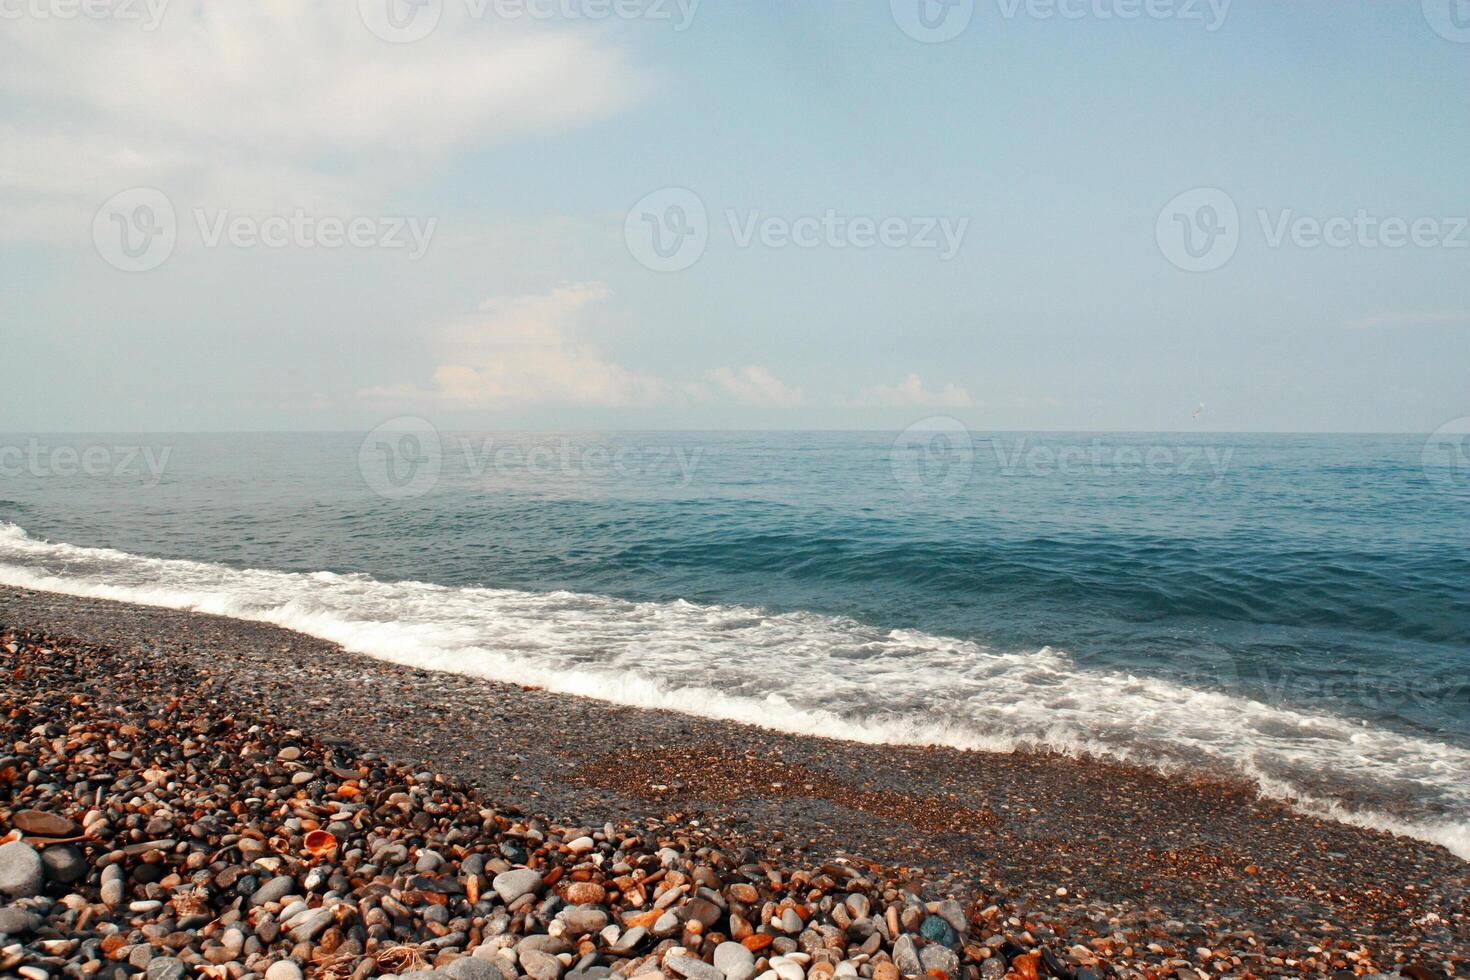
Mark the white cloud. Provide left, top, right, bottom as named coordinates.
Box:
left=363, top=281, right=670, bottom=409
left=841, top=373, right=972, bottom=408
left=363, top=284, right=813, bottom=411
left=0, top=1, right=644, bottom=241
left=706, top=365, right=807, bottom=407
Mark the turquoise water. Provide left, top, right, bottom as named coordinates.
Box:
left=1, top=429, right=1467, bottom=855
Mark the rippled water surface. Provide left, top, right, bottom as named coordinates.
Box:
left=1, top=431, right=1466, bottom=856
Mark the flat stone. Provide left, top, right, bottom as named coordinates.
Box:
left=562, top=906, right=609, bottom=935
left=684, top=897, right=723, bottom=928
left=770, top=957, right=804, bottom=980
left=287, top=906, right=335, bottom=943
left=0, top=842, right=44, bottom=899
left=146, top=958, right=187, bottom=980
left=714, top=941, right=756, bottom=980
left=919, top=946, right=959, bottom=980
left=10, top=811, right=81, bottom=838
left=447, top=958, right=506, bottom=980
left=264, top=962, right=305, bottom=980
left=492, top=869, right=544, bottom=904
left=249, top=875, right=296, bottom=908
left=892, top=936, right=922, bottom=977
left=666, top=954, right=725, bottom=980
left=520, top=949, right=564, bottom=980
left=517, top=934, right=573, bottom=956
left=934, top=900, right=966, bottom=937
left=612, top=926, right=647, bottom=953
left=652, top=910, right=680, bottom=937
left=40, top=845, right=86, bottom=884
left=0, top=906, right=43, bottom=936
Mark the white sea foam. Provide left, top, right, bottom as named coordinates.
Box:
left=1, top=521, right=1466, bottom=861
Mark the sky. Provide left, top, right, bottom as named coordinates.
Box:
left=1, top=0, right=1467, bottom=433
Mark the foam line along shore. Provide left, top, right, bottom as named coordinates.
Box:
left=0, top=522, right=1467, bottom=863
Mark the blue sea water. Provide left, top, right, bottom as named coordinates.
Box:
left=1, top=429, right=1467, bottom=856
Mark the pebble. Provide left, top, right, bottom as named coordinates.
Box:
left=562, top=906, right=609, bottom=935
left=892, top=935, right=922, bottom=976
left=714, top=941, right=757, bottom=980
left=11, top=811, right=81, bottom=838
left=39, top=845, right=86, bottom=884
left=286, top=904, right=335, bottom=942
left=520, top=948, right=565, bottom=980
left=0, top=842, right=44, bottom=899
left=0, top=906, right=42, bottom=935
left=447, top=959, right=506, bottom=980
left=493, top=868, right=544, bottom=903
left=145, top=957, right=187, bottom=980
left=667, top=952, right=727, bottom=980
left=919, top=914, right=958, bottom=946
left=263, top=962, right=304, bottom=980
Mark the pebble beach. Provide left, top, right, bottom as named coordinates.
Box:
left=0, top=586, right=1466, bottom=980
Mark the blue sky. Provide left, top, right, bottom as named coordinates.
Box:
left=1, top=0, right=1467, bottom=432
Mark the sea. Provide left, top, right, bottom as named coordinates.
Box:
left=1, top=428, right=1466, bottom=858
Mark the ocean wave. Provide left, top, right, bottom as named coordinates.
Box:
left=1, top=520, right=1466, bottom=861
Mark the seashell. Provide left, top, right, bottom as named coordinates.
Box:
left=304, top=829, right=338, bottom=858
